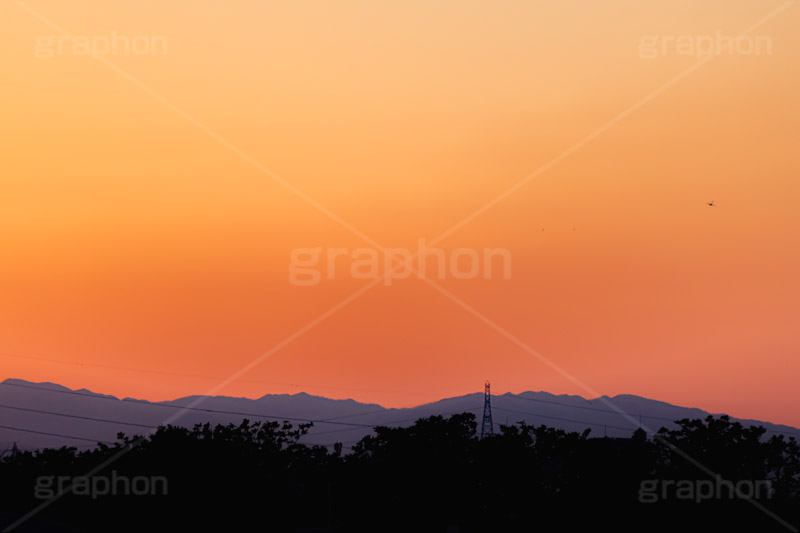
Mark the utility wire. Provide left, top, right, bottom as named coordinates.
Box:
left=3, top=381, right=797, bottom=440
left=493, top=406, right=633, bottom=433
left=506, top=395, right=800, bottom=437
left=0, top=382, right=375, bottom=428
left=0, top=403, right=156, bottom=429
left=0, top=424, right=113, bottom=444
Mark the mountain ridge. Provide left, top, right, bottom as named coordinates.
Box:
left=1, top=378, right=797, bottom=452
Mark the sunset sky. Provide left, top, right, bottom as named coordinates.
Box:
left=1, top=1, right=799, bottom=426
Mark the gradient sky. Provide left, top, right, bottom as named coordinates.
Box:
left=1, top=1, right=799, bottom=426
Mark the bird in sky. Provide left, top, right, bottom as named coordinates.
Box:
left=707, top=201, right=715, bottom=207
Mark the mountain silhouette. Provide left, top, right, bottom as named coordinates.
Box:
left=1, top=378, right=797, bottom=451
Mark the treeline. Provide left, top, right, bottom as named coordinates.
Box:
left=1, top=414, right=799, bottom=532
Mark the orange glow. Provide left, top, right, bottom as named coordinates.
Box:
left=1, top=1, right=799, bottom=425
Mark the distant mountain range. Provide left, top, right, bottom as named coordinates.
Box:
left=1, top=378, right=798, bottom=452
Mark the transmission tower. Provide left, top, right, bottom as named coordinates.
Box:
left=480, top=381, right=494, bottom=439
left=0, top=443, right=18, bottom=459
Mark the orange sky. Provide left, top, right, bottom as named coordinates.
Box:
left=1, top=1, right=799, bottom=426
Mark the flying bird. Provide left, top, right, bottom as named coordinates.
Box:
left=707, top=201, right=715, bottom=207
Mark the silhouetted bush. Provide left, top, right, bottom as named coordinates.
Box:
left=1, top=414, right=798, bottom=532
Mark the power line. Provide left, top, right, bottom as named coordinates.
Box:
left=0, top=424, right=113, bottom=444
left=0, top=400, right=477, bottom=441
left=0, top=403, right=156, bottom=429
left=0, top=382, right=489, bottom=434
left=317, top=408, right=389, bottom=421
left=0, top=423, right=360, bottom=452
left=4, top=381, right=797, bottom=440
left=0, top=382, right=375, bottom=429
left=0, top=384, right=484, bottom=447
left=305, top=407, right=485, bottom=437
left=495, top=403, right=800, bottom=438
left=493, top=406, right=634, bottom=433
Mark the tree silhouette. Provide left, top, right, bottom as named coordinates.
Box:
left=1, top=414, right=798, bottom=532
